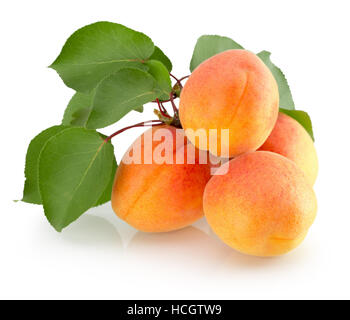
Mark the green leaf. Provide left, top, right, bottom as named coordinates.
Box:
left=280, top=108, right=314, bottom=141
left=62, top=90, right=144, bottom=128
left=22, top=125, right=70, bottom=204
left=95, top=157, right=117, bottom=206
left=257, top=51, right=295, bottom=110
left=62, top=91, right=95, bottom=127
left=190, top=35, right=244, bottom=72
left=38, top=128, right=115, bottom=231
left=50, top=21, right=154, bottom=93
left=145, top=60, right=172, bottom=100
left=86, top=68, right=160, bottom=129
left=149, top=46, right=172, bottom=72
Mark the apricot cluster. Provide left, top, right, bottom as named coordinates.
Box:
left=111, top=49, right=318, bottom=257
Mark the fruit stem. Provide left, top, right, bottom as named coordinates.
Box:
left=170, top=73, right=183, bottom=89
left=151, top=74, right=190, bottom=103
left=179, top=75, right=190, bottom=82
left=152, top=94, right=177, bottom=103
left=156, top=98, right=171, bottom=118
left=104, top=120, right=163, bottom=142
left=169, top=89, right=178, bottom=114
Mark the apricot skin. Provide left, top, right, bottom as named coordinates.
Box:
left=258, top=112, right=318, bottom=185
left=179, top=49, right=279, bottom=157
left=111, top=125, right=212, bottom=233
left=203, top=151, right=317, bottom=257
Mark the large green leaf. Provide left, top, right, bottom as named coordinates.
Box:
left=190, top=35, right=243, bottom=72
left=280, top=108, right=314, bottom=141
left=38, top=128, right=115, bottom=231
left=145, top=60, right=172, bottom=100
left=62, top=90, right=144, bottom=128
left=22, top=125, right=70, bottom=204
left=50, top=21, right=154, bottom=93
left=149, top=46, right=172, bottom=72
left=257, top=51, right=295, bottom=110
left=86, top=68, right=160, bottom=129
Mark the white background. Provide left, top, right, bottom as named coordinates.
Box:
left=1, top=0, right=349, bottom=300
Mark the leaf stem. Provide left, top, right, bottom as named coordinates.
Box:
left=104, top=120, right=163, bottom=143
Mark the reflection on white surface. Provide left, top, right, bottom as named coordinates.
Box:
left=1, top=201, right=333, bottom=299
left=59, top=204, right=315, bottom=273
left=60, top=214, right=122, bottom=249
left=127, top=226, right=227, bottom=274
left=58, top=204, right=316, bottom=268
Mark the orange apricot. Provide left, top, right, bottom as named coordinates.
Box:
left=111, top=125, right=212, bottom=232
left=203, top=151, right=317, bottom=257
left=258, top=112, right=318, bottom=185
left=179, top=49, right=279, bottom=157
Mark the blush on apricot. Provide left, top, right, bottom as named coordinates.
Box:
left=111, top=125, right=212, bottom=232
left=203, top=151, right=317, bottom=257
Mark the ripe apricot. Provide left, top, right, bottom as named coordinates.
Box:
left=203, top=151, right=317, bottom=257
left=179, top=49, right=279, bottom=157
left=111, top=125, right=212, bottom=232
left=258, top=112, right=318, bottom=185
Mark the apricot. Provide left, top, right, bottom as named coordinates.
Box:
left=111, top=125, right=212, bottom=232
left=258, top=112, right=318, bottom=185
left=179, top=49, right=279, bottom=157
left=203, top=151, right=317, bottom=257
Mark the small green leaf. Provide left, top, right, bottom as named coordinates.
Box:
left=190, top=35, right=243, bottom=72
left=22, top=125, right=70, bottom=204
left=280, top=108, right=315, bottom=141
left=95, top=157, right=117, bottom=206
left=134, top=106, right=144, bottom=113
left=38, top=128, right=115, bottom=231
left=257, top=51, right=295, bottom=110
left=145, top=60, right=172, bottom=100
left=149, top=46, right=172, bottom=72
left=86, top=68, right=160, bottom=129
left=62, top=91, right=95, bottom=127
left=50, top=21, right=154, bottom=93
